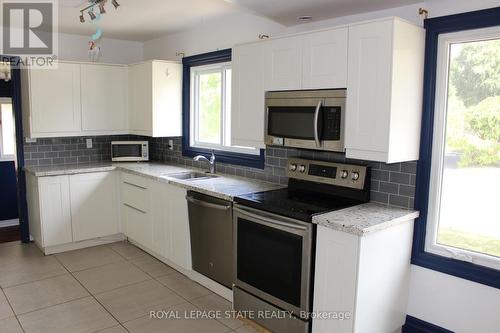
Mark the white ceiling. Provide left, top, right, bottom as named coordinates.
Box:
left=58, top=0, right=423, bottom=41
left=226, top=0, right=423, bottom=26
left=58, top=0, right=239, bottom=41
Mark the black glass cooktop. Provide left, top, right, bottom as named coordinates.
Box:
left=234, top=187, right=365, bottom=222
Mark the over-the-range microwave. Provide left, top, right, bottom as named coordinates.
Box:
left=265, top=89, right=345, bottom=152
left=111, top=141, right=149, bottom=162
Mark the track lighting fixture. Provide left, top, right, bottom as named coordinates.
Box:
left=78, top=0, right=121, bottom=23
left=98, top=2, right=106, bottom=14
left=88, top=9, right=96, bottom=20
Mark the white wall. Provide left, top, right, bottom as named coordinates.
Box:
left=142, top=0, right=500, bottom=331
left=408, top=266, right=500, bottom=332
left=143, top=0, right=500, bottom=61
left=143, top=12, right=284, bottom=60
left=58, top=33, right=143, bottom=64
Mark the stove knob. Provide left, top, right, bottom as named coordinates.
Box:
left=289, top=164, right=297, bottom=172
left=340, top=170, right=349, bottom=179
left=351, top=172, right=360, bottom=181
left=298, top=165, right=306, bottom=173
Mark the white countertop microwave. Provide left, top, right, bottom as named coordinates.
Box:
left=111, top=141, right=149, bottom=162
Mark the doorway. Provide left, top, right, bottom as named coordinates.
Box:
left=0, top=57, right=29, bottom=243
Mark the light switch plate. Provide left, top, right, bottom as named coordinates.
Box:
left=25, top=137, right=37, bottom=143
left=86, top=138, right=92, bottom=149
left=168, top=139, right=174, bottom=150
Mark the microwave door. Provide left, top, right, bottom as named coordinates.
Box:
left=266, top=99, right=324, bottom=149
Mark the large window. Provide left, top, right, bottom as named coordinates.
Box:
left=427, top=28, right=500, bottom=269
left=0, top=98, right=15, bottom=161
left=182, top=49, right=265, bottom=169
left=413, top=7, right=500, bottom=289
left=190, top=63, right=233, bottom=148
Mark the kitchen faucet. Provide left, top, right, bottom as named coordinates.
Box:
left=193, top=151, right=216, bottom=174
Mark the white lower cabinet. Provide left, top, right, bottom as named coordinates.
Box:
left=312, top=222, right=414, bottom=333
left=37, top=175, right=73, bottom=247
left=70, top=172, right=119, bottom=242
left=120, top=172, right=153, bottom=249
left=121, top=173, right=191, bottom=270
left=26, top=171, right=121, bottom=253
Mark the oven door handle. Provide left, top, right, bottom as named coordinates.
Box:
left=314, top=100, right=322, bottom=148
left=234, top=206, right=308, bottom=231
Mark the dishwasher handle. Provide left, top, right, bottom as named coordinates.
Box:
left=186, top=195, right=231, bottom=211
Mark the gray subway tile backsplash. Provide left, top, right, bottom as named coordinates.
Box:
left=24, top=135, right=417, bottom=209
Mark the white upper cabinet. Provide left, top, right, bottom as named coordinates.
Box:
left=21, top=60, right=182, bottom=138
left=302, top=27, right=348, bottom=89
left=345, top=18, right=424, bottom=163
left=81, top=64, right=128, bottom=133
left=264, top=35, right=303, bottom=91
left=128, top=60, right=182, bottom=137
left=22, top=62, right=81, bottom=137
left=231, top=42, right=266, bottom=149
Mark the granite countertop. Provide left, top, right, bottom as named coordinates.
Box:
left=24, top=162, right=282, bottom=201
left=313, top=202, right=419, bottom=236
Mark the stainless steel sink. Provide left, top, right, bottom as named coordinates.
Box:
left=162, top=171, right=218, bottom=181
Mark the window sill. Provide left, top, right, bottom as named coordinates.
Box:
left=182, top=144, right=265, bottom=169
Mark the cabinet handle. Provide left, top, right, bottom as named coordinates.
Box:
left=123, top=203, right=147, bottom=214
left=186, top=196, right=231, bottom=211
left=314, top=100, right=322, bottom=148
left=123, top=181, right=147, bottom=190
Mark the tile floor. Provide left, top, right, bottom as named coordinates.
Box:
left=0, top=241, right=265, bottom=333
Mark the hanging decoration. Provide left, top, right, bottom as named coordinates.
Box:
left=78, top=0, right=121, bottom=62
left=0, top=62, right=11, bottom=82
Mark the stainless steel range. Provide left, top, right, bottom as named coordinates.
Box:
left=233, top=158, right=370, bottom=333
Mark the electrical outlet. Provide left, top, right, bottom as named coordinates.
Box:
left=168, top=139, right=174, bottom=150
left=86, top=138, right=92, bottom=149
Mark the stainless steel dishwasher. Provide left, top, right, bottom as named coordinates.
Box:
left=186, top=191, right=233, bottom=288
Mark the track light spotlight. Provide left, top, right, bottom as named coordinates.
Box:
left=98, top=2, right=106, bottom=14
left=111, top=0, right=120, bottom=9
left=88, top=9, right=96, bottom=20
left=79, top=12, right=85, bottom=23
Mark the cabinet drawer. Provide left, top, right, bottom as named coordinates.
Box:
left=121, top=173, right=150, bottom=212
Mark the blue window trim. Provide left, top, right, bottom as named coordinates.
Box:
left=402, top=315, right=454, bottom=333
left=181, top=49, right=265, bottom=169
left=412, top=7, right=500, bottom=289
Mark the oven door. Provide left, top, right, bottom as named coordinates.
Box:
left=233, top=205, right=314, bottom=316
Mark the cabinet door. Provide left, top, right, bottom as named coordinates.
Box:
left=302, top=28, right=348, bottom=89
left=123, top=204, right=151, bottom=249
left=70, top=172, right=119, bottom=241
left=151, top=61, right=182, bottom=137
left=231, top=43, right=266, bottom=148
left=81, top=64, right=128, bottom=132
left=30, top=63, right=81, bottom=134
left=313, top=225, right=358, bottom=333
left=128, top=62, right=152, bottom=134
left=345, top=21, right=393, bottom=159
left=166, top=185, right=191, bottom=270
left=38, top=176, right=72, bottom=247
left=264, top=36, right=303, bottom=91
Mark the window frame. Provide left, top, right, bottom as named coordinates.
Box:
left=425, top=26, right=500, bottom=271
left=0, top=97, right=15, bottom=161
left=412, top=6, right=500, bottom=289
left=182, top=49, right=265, bottom=169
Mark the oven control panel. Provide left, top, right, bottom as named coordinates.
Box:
left=287, top=158, right=368, bottom=190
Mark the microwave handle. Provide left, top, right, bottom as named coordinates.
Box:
left=314, top=100, right=322, bottom=148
